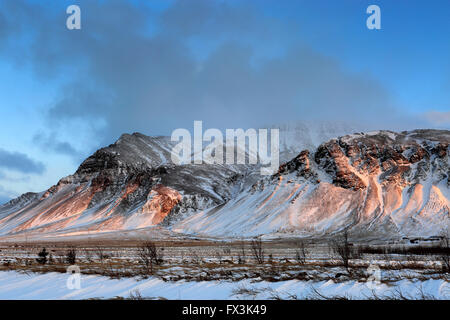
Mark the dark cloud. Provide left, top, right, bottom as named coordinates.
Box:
left=0, top=0, right=426, bottom=151
left=0, top=148, right=45, bottom=174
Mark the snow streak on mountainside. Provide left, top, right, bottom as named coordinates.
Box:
left=0, top=127, right=448, bottom=240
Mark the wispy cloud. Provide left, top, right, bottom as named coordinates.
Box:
left=424, top=111, right=450, bottom=126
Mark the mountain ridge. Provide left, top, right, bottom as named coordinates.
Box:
left=0, top=128, right=448, bottom=240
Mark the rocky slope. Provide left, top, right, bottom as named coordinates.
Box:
left=0, top=133, right=249, bottom=237
left=0, top=128, right=448, bottom=240
left=173, top=130, right=449, bottom=239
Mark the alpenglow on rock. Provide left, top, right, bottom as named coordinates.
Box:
left=173, top=130, right=449, bottom=239
left=0, top=128, right=448, bottom=240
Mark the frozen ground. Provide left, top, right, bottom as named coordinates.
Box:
left=0, top=270, right=448, bottom=300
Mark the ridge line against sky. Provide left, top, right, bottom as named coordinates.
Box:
left=0, top=0, right=449, bottom=201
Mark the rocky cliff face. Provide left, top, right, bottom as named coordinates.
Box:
left=0, top=129, right=448, bottom=239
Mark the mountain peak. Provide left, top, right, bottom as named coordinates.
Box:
left=1, top=128, right=448, bottom=240
left=76, top=132, right=175, bottom=176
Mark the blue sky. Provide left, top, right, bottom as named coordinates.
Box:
left=0, top=0, right=449, bottom=202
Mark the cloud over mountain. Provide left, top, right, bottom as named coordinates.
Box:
left=0, top=0, right=425, bottom=153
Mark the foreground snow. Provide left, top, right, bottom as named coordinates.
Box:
left=0, top=271, right=448, bottom=300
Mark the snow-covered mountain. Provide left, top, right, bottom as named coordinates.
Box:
left=0, top=132, right=247, bottom=236
left=174, top=129, right=449, bottom=239
left=0, top=127, right=448, bottom=240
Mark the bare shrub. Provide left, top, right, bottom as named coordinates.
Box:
left=439, top=232, right=450, bottom=272
left=238, top=246, right=246, bottom=264
left=231, top=284, right=262, bottom=299
left=138, top=241, right=163, bottom=274
left=106, top=260, right=120, bottom=279
left=251, top=238, right=264, bottom=264
left=36, top=247, right=48, bottom=265
left=307, top=285, right=351, bottom=300
left=331, top=231, right=358, bottom=272
left=128, top=289, right=143, bottom=300
left=266, top=287, right=283, bottom=300
left=223, top=247, right=233, bottom=264
left=416, top=285, right=437, bottom=300
left=388, top=287, right=412, bottom=300
left=55, top=251, right=65, bottom=264
left=84, top=249, right=93, bottom=263
left=65, top=248, right=77, bottom=264
left=215, top=250, right=223, bottom=264
left=295, top=241, right=309, bottom=264
left=95, top=246, right=107, bottom=263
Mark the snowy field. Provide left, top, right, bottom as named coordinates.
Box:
left=0, top=271, right=448, bottom=300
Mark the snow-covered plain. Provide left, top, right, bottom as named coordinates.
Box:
left=0, top=271, right=447, bottom=300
